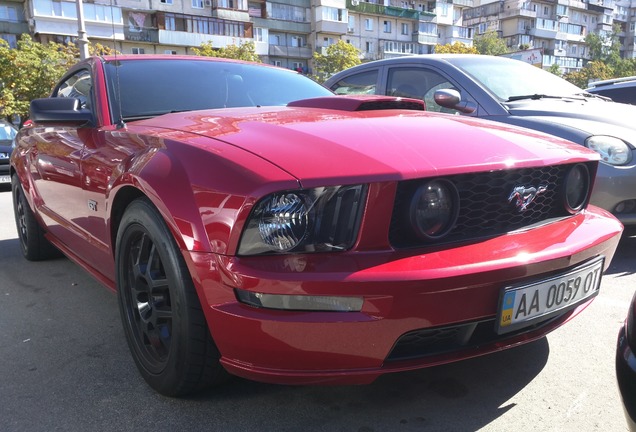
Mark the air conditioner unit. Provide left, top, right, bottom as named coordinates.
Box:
left=351, top=0, right=360, bottom=5
left=205, top=0, right=212, bottom=6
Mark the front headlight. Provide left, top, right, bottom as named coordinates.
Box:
left=585, top=135, right=632, bottom=166
left=238, top=184, right=367, bottom=255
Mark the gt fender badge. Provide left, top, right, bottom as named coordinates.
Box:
left=508, top=185, right=548, bottom=212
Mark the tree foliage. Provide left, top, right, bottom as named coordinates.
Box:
left=0, top=35, right=76, bottom=121
left=563, top=60, right=614, bottom=88
left=0, top=35, right=120, bottom=121
left=192, top=41, right=261, bottom=62
left=434, top=41, right=478, bottom=54
left=311, top=40, right=361, bottom=83
left=474, top=31, right=509, bottom=56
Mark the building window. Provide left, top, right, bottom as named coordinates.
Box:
left=291, top=35, right=304, bottom=47
left=192, top=0, right=204, bottom=8
left=0, top=34, right=17, bottom=48
left=273, top=60, right=282, bottom=67
left=161, top=0, right=174, bottom=4
left=322, top=7, right=346, bottom=22
left=132, top=47, right=145, bottom=54
left=348, top=16, right=355, bottom=32
left=383, top=21, right=391, bottom=33
left=269, top=34, right=280, bottom=45
left=365, top=18, right=373, bottom=31
left=366, top=41, right=373, bottom=52
left=254, top=27, right=266, bottom=42
left=165, top=50, right=177, bottom=54
left=401, top=23, right=409, bottom=35
left=0, top=5, right=18, bottom=21
left=292, top=62, right=303, bottom=72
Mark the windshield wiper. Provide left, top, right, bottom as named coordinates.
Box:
left=123, top=109, right=193, bottom=121
left=576, top=92, right=612, bottom=101
left=507, top=94, right=576, bottom=102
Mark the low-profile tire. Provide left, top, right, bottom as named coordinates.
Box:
left=11, top=174, right=60, bottom=261
left=116, top=198, right=228, bottom=397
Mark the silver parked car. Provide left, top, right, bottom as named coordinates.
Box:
left=325, top=54, right=636, bottom=229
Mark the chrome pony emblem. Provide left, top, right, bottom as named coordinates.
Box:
left=508, top=185, right=548, bottom=212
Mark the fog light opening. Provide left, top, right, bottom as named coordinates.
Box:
left=615, top=200, right=636, bottom=214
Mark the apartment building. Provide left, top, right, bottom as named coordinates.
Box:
left=1, top=0, right=636, bottom=73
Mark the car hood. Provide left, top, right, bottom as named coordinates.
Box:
left=505, top=98, right=636, bottom=144
left=135, top=105, right=595, bottom=186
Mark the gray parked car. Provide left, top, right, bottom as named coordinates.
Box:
left=325, top=54, right=636, bottom=229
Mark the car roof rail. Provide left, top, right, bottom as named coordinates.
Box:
left=588, top=75, right=636, bottom=88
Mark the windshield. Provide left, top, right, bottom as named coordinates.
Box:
left=448, top=56, right=584, bottom=101
left=105, top=59, right=333, bottom=121
left=0, top=123, right=17, bottom=141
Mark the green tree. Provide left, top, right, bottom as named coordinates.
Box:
left=0, top=35, right=75, bottom=121
left=311, top=40, right=361, bottom=83
left=585, top=24, right=621, bottom=66
left=563, top=60, right=613, bottom=88
left=474, top=31, right=509, bottom=56
left=192, top=41, right=261, bottom=62
left=548, top=63, right=562, bottom=77
left=434, top=41, right=478, bottom=54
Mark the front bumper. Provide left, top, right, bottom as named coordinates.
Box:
left=188, top=208, right=622, bottom=385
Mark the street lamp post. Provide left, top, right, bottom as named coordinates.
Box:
left=76, top=0, right=90, bottom=60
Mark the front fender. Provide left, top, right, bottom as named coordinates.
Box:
left=109, top=135, right=298, bottom=257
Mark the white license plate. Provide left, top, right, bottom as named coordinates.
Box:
left=0, top=175, right=10, bottom=184
left=496, top=256, right=604, bottom=335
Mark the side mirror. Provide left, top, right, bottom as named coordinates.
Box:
left=30, top=98, right=94, bottom=126
left=434, top=89, right=477, bottom=114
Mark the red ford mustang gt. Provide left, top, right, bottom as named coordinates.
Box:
left=10, top=55, right=623, bottom=396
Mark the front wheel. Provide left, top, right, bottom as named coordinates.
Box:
left=116, top=198, right=227, bottom=396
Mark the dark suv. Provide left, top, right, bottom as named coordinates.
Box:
left=586, top=76, right=636, bottom=105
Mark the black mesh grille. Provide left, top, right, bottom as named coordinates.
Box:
left=386, top=316, right=557, bottom=362
left=389, top=163, right=592, bottom=248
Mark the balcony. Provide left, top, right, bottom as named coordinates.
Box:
left=124, top=27, right=159, bottom=43
left=346, top=0, right=420, bottom=20
left=268, top=44, right=312, bottom=58
left=315, top=19, right=348, bottom=34
left=253, top=17, right=310, bottom=33
left=529, top=19, right=558, bottom=38
left=452, top=0, right=474, bottom=7
left=0, top=20, right=28, bottom=35
left=500, top=8, right=537, bottom=19
left=413, top=33, right=438, bottom=44
left=158, top=29, right=252, bottom=47
left=212, top=9, right=250, bottom=22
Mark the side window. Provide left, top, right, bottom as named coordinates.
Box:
left=329, top=70, right=378, bottom=95
left=55, top=70, right=93, bottom=111
left=386, top=67, right=458, bottom=113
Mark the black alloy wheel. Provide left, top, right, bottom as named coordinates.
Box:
left=116, top=198, right=227, bottom=396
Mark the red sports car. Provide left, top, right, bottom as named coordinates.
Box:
left=10, top=55, right=623, bottom=396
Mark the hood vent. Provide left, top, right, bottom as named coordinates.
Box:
left=288, top=95, right=425, bottom=112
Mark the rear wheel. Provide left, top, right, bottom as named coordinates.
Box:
left=11, top=174, right=60, bottom=261
left=116, top=198, right=227, bottom=396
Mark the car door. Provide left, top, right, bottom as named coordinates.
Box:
left=27, top=69, right=96, bottom=253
